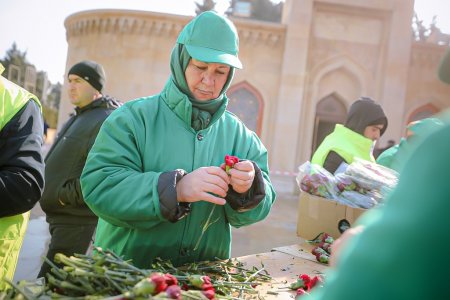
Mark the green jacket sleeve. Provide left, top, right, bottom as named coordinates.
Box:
left=308, top=123, right=450, bottom=300
left=224, top=136, right=276, bottom=228
left=81, top=106, right=164, bottom=230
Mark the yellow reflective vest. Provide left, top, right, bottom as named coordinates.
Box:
left=0, top=64, right=41, bottom=290
left=311, top=124, right=375, bottom=167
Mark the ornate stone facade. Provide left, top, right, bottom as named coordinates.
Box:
left=59, top=0, right=450, bottom=191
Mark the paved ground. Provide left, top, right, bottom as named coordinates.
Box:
left=14, top=133, right=300, bottom=281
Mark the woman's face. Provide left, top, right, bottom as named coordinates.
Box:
left=185, top=58, right=231, bottom=101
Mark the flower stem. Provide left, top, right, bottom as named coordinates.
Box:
left=193, top=205, right=219, bottom=251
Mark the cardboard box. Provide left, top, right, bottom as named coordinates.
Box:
left=297, top=192, right=366, bottom=240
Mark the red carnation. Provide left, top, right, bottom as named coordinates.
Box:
left=164, top=273, right=178, bottom=286
left=202, top=289, right=215, bottom=299
left=296, top=288, right=310, bottom=298
left=166, top=285, right=182, bottom=300
left=224, top=154, right=239, bottom=173
left=310, top=275, right=324, bottom=288
left=150, top=273, right=168, bottom=294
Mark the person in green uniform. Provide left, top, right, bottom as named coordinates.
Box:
left=307, top=48, right=450, bottom=300
left=376, top=117, right=443, bottom=172
left=80, top=11, right=276, bottom=268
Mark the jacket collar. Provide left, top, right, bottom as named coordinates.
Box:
left=160, top=78, right=227, bottom=129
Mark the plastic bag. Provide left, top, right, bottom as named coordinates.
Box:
left=296, top=161, right=338, bottom=199
left=344, top=158, right=398, bottom=194
left=296, top=159, right=399, bottom=209
left=336, top=190, right=378, bottom=209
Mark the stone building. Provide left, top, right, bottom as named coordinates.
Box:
left=4, top=63, right=50, bottom=103
left=59, top=0, right=450, bottom=191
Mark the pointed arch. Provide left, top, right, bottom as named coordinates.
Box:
left=227, top=81, right=264, bottom=136
left=407, top=103, right=440, bottom=123
left=311, top=93, right=347, bottom=153
left=310, top=54, right=371, bottom=105
left=297, top=54, right=370, bottom=161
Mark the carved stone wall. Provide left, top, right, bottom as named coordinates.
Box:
left=405, top=42, right=450, bottom=123
left=59, top=2, right=450, bottom=190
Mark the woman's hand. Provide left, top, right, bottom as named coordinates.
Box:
left=176, top=166, right=229, bottom=205
left=223, top=160, right=255, bottom=194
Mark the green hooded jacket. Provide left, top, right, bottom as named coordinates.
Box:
left=81, top=12, right=275, bottom=268
left=81, top=79, right=275, bottom=268
left=376, top=118, right=444, bottom=172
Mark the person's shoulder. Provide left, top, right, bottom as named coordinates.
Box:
left=123, top=95, right=160, bottom=110
left=224, top=110, right=253, bottom=131
left=223, top=110, right=263, bottom=146
left=224, top=110, right=246, bottom=126
left=107, top=94, right=161, bottom=120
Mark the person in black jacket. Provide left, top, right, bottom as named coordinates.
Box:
left=0, top=63, right=44, bottom=288
left=38, top=60, right=121, bottom=277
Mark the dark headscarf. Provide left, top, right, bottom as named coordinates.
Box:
left=345, top=97, right=388, bottom=136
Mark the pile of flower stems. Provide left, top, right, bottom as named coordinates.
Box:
left=3, top=247, right=272, bottom=300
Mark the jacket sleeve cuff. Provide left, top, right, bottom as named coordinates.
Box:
left=157, top=169, right=191, bottom=222
left=225, top=161, right=266, bottom=212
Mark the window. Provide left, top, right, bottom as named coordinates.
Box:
left=227, top=81, right=264, bottom=136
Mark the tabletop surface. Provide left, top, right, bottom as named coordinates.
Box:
left=235, top=243, right=329, bottom=299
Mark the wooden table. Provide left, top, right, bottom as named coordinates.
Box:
left=235, top=243, right=329, bottom=299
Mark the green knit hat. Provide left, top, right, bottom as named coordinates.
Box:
left=177, top=11, right=242, bottom=69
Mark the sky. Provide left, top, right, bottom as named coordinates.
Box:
left=1, top=0, right=449, bottom=84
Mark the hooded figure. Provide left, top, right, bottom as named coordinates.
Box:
left=81, top=11, right=276, bottom=268
left=377, top=117, right=444, bottom=172
left=311, top=97, right=387, bottom=174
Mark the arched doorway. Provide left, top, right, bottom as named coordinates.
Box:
left=407, top=103, right=439, bottom=123
left=227, top=81, right=264, bottom=136
left=311, top=94, right=347, bottom=155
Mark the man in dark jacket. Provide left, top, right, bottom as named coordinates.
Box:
left=311, top=97, right=388, bottom=174
left=0, top=63, right=45, bottom=288
left=38, top=60, right=120, bottom=277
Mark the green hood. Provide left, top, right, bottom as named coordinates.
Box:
left=165, top=43, right=235, bottom=131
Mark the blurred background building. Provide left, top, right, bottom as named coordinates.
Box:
left=57, top=0, right=450, bottom=190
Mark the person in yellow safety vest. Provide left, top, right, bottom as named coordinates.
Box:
left=0, top=63, right=45, bottom=290
left=311, top=97, right=388, bottom=174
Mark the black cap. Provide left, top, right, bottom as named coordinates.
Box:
left=68, top=60, right=106, bottom=92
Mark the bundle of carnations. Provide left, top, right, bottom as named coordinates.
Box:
left=308, top=232, right=334, bottom=264
left=288, top=273, right=324, bottom=298
left=1, top=248, right=272, bottom=300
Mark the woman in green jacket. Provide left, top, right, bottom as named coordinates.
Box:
left=81, top=11, right=276, bottom=268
